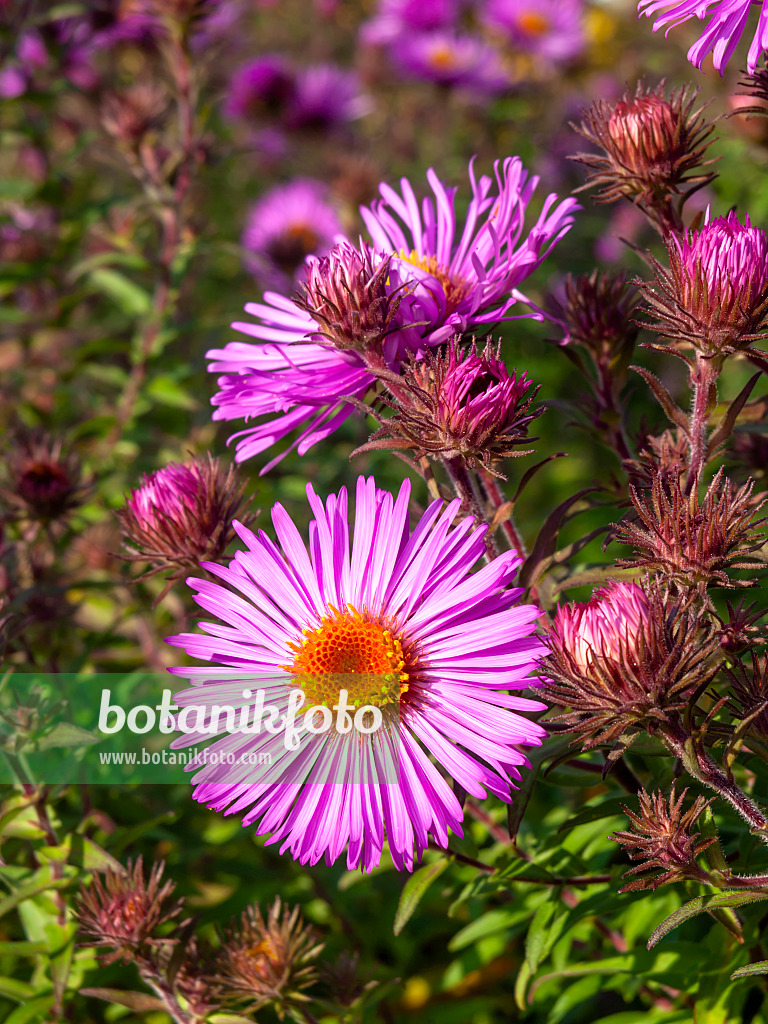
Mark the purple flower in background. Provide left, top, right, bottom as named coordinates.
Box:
left=361, top=0, right=460, bottom=45
left=361, top=157, right=578, bottom=331
left=639, top=0, right=768, bottom=73
left=393, top=32, right=511, bottom=94
left=224, top=56, right=296, bottom=123
left=482, top=0, right=586, bottom=62
left=208, top=241, right=450, bottom=469
left=242, top=179, right=342, bottom=292
left=167, top=475, right=546, bottom=872
left=286, top=64, right=370, bottom=130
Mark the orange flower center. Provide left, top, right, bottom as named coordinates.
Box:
left=517, top=11, right=551, bottom=35
left=285, top=605, right=411, bottom=709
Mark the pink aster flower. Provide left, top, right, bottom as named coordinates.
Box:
left=224, top=56, right=296, bottom=123
left=285, top=64, right=370, bottom=130
left=639, top=0, right=768, bottom=74
left=482, top=0, right=586, bottom=62
left=166, top=475, right=546, bottom=872
left=360, top=157, right=579, bottom=330
left=550, top=582, right=650, bottom=673
left=242, top=179, right=343, bottom=293
left=208, top=242, right=450, bottom=469
left=392, top=31, right=511, bottom=95
left=361, top=0, right=460, bottom=46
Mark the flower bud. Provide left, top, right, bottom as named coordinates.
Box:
left=117, top=454, right=255, bottom=583
left=639, top=211, right=768, bottom=356
left=546, top=580, right=721, bottom=752
left=356, top=337, right=541, bottom=477
left=572, top=81, right=716, bottom=227
left=611, top=785, right=714, bottom=892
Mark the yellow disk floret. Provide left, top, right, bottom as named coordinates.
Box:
left=284, top=605, right=410, bottom=709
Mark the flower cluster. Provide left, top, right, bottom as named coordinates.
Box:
left=208, top=157, right=575, bottom=469
left=361, top=0, right=586, bottom=94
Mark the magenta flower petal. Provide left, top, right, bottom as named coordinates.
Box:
left=166, top=476, right=546, bottom=872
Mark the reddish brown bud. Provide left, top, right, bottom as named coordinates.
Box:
left=615, top=468, right=766, bottom=588
left=612, top=785, right=714, bottom=891
left=571, top=81, right=717, bottom=228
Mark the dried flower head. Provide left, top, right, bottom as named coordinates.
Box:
left=355, top=337, right=541, bottom=476
left=571, top=82, right=717, bottom=224
left=117, top=454, right=255, bottom=587
left=546, top=580, right=722, bottom=753
left=550, top=270, right=640, bottom=368
left=615, top=468, right=766, bottom=588
left=611, top=785, right=714, bottom=891
left=729, top=431, right=768, bottom=483
left=724, top=650, right=768, bottom=736
left=638, top=211, right=768, bottom=356
left=714, top=598, right=768, bottom=653
left=295, top=242, right=407, bottom=355
left=74, top=857, right=183, bottom=966
left=215, top=899, right=323, bottom=1017
left=623, top=428, right=690, bottom=491
left=1, top=434, right=86, bottom=522
left=100, top=81, right=168, bottom=143
left=174, top=936, right=220, bottom=1020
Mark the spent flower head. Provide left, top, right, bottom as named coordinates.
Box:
left=572, top=81, right=717, bottom=227
left=296, top=242, right=408, bottom=355
left=550, top=270, right=639, bottom=367
left=611, top=785, right=714, bottom=891
left=639, top=210, right=768, bottom=356
left=215, top=899, right=323, bottom=1017
left=74, top=857, right=183, bottom=966
left=355, top=337, right=541, bottom=476
left=615, top=468, right=766, bottom=587
left=2, top=433, right=86, bottom=523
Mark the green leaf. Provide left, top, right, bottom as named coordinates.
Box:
left=557, top=797, right=629, bottom=833
left=4, top=996, right=56, bottom=1024
left=731, top=959, right=768, bottom=980
left=0, top=976, right=37, bottom=1002
left=648, top=891, right=768, bottom=949
left=36, top=722, right=100, bottom=750
left=393, top=858, right=449, bottom=935
left=145, top=374, right=198, bottom=410
left=89, top=269, right=152, bottom=317
left=79, top=988, right=166, bottom=1011
left=0, top=867, right=71, bottom=918
left=0, top=941, right=47, bottom=955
